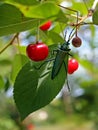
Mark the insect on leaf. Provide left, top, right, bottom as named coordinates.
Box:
left=14, top=55, right=68, bottom=120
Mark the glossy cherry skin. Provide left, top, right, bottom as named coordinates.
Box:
left=39, top=20, right=52, bottom=31
left=26, top=42, right=49, bottom=62
left=68, top=59, right=79, bottom=74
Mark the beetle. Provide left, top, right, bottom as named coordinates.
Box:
left=51, top=26, right=76, bottom=80
left=51, top=41, right=70, bottom=79
left=50, top=5, right=79, bottom=80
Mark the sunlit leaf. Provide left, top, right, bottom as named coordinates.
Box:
left=20, top=2, right=67, bottom=21
left=48, top=31, right=64, bottom=43
left=39, top=30, right=64, bottom=45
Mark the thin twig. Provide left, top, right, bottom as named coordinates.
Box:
left=58, top=3, right=94, bottom=27
left=70, top=15, right=88, bottom=26
left=0, top=33, right=19, bottom=54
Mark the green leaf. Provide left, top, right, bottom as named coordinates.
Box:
left=14, top=62, right=39, bottom=120
left=39, top=30, right=64, bottom=45
left=31, top=62, right=67, bottom=113
left=0, top=3, right=38, bottom=36
left=11, top=54, right=28, bottom=82
left=8, top=0, right=39, bottom=5
left=20, top=2, right=67, bottom=21
left=71, top=1, right=88, bottom=15
left=0, top=76, right=4, bottom=89
left=14, top=54, right=68, bottom=120
left=93, top=9, right=98, bottom=25
left=48, top=31, right=64, bottom=43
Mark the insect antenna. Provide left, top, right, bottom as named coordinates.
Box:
left=64, top=29, right=67, bottom=41
left=33, top=58, right=55, bottom=70
left=67, top=27, right=76, bottom=43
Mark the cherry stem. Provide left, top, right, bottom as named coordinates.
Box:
left=0, top=33, right=19, bottom=54
left=36, top=20, right=40, bottom=43
left=16, top=34, right=21, bottom=54
left=75, top=11, right=79, bottom=37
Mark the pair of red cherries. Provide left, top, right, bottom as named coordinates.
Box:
left=26, top=21, right=79, bottom=74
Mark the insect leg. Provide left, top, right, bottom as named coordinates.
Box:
left=33, top=58, right=55, bottom=70
left=63, top=61, right=71, bottom=91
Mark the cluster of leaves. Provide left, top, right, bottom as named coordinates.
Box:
left=0, top=0, right=98, bottom=120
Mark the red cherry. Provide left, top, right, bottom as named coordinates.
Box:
left=26, top=42, right=49, bottom=62
left=39, top=20, right=52, bottom=31
left=68, top=59, right=79, bottom=74
left=27, top=124, right=34, bottom=130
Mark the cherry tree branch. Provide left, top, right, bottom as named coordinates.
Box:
left=0, top=33, right=19, bottom=54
